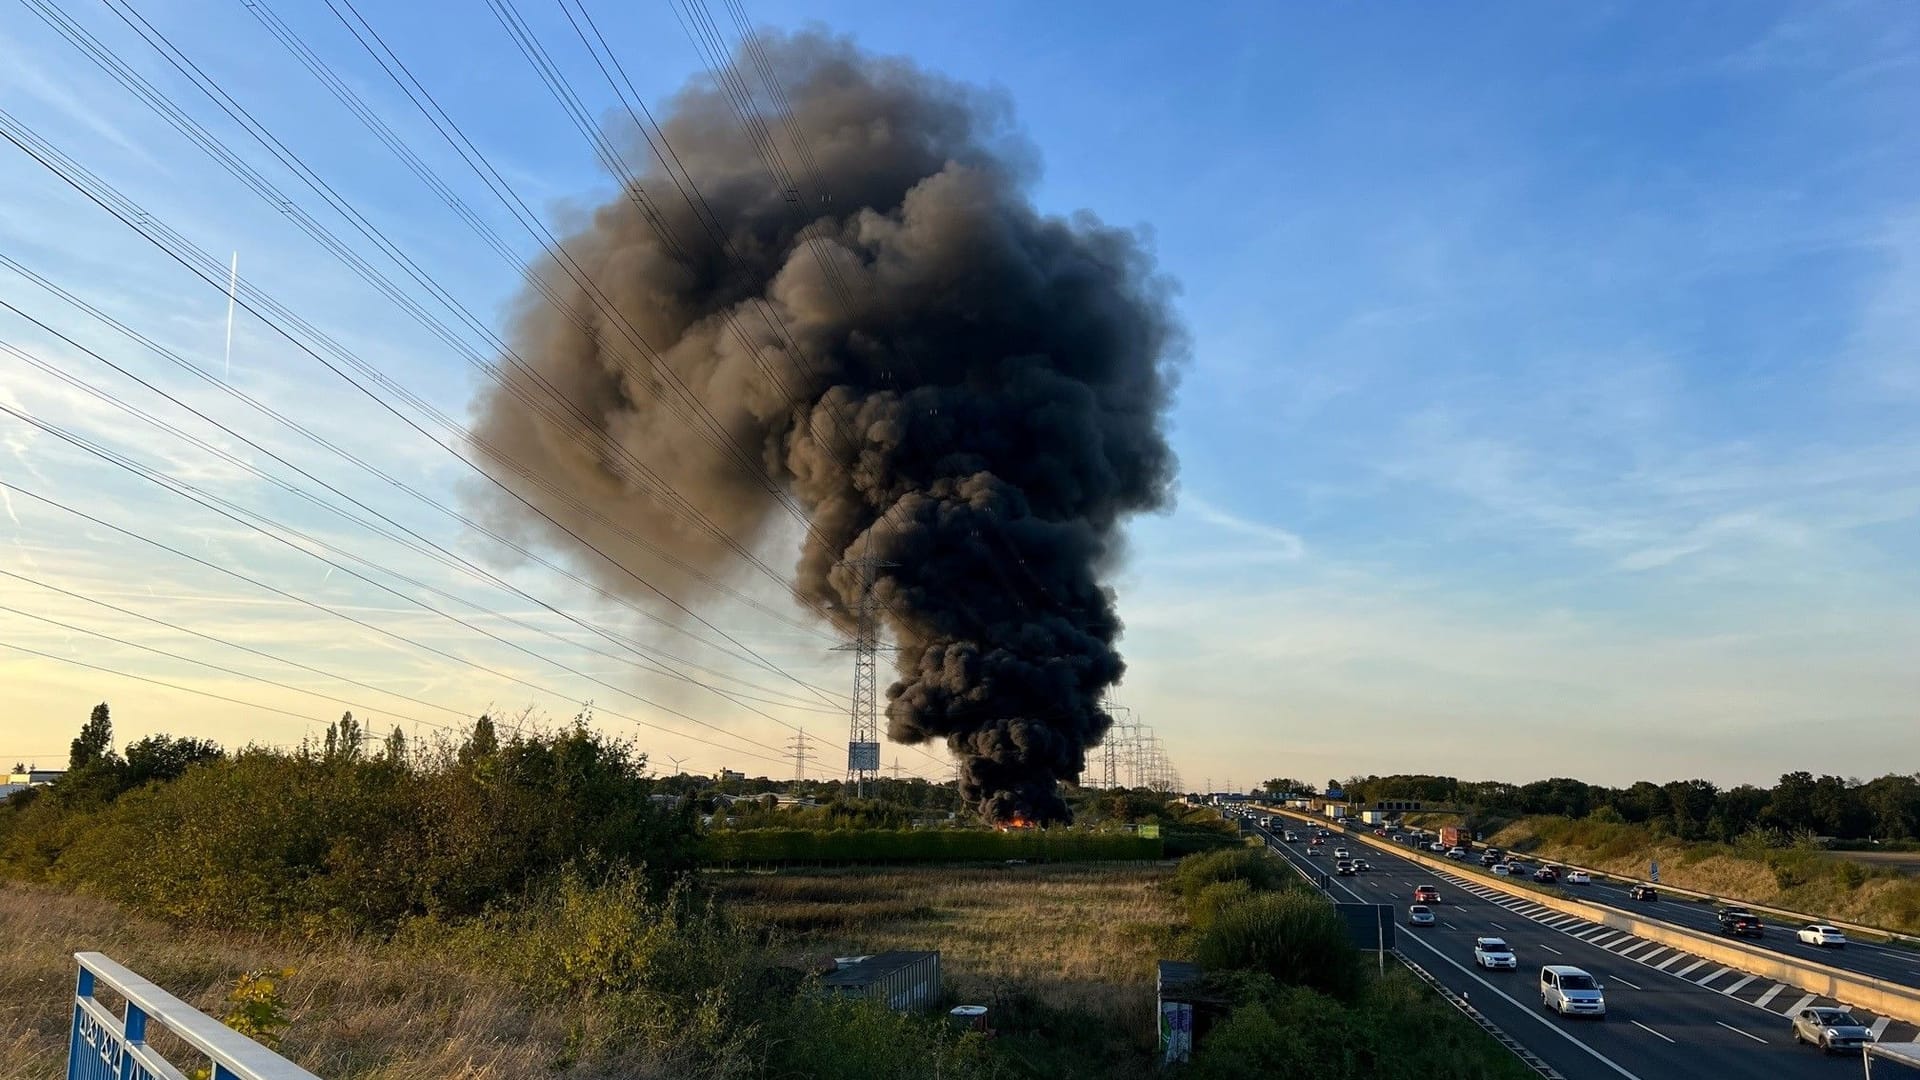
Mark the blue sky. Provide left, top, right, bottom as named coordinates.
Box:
left=1, top=1, right=1916, bottom=790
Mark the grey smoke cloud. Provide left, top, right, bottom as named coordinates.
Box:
left=468, top=30, right=1182, bottom=822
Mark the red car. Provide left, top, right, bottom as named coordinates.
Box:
left=1413, top=885, right=1440, bottom=903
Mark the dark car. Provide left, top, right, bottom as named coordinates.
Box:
left=1629, top=885, right=1658, bottom=901
left=1717, top=908, right=1764, bottom=937
left=1533, top=866, right=1559, bottom=884
left=1413, top=885, right=1440, bottom=903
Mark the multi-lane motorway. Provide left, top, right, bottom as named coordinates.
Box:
left=1572, top=874, right=1920, bottom=988
left=1249, top=817, right=1913, bottom=1080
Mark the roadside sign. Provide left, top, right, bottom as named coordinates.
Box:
left=1650, top=860, right=1660, bottom=883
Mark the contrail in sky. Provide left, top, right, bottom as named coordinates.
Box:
left=223, top=251, right=237, bottom=379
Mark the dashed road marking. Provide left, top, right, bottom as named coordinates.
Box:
left=1674, top=959, right=1708, bottom=978
left=1655, top=953, right=1688, bottom=971
left=1722, top=975, right=1757, bottom=995
left=1539, top=944, right=1563, bottom=956
left=1587, top=931, right=1619, bottom=946
left=1754, top=984, right=1786, bottom=1009
left=1696, top=966, right=1730, bottom=986
left=1639, top=946, right=1672, bottom=964
left=1871, top=1017, right=1892, bottom=1040
left=1631, top=1020, right=1676, bottom=1043
left=1716, top=1021, right=1767, bottom=1044
left=1784, top=994, right=1816, bottom=1016
left=1612, top=975, right=1643, bottom=990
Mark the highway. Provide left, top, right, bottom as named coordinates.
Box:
left=1275, top=806, right=1920, bottom=992
left=1249, top=818, right=1909, bottom=1080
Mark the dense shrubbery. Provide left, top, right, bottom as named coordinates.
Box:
left=1166, top=847, right=1531, bottom=1079
left=0, top=713, right=698, bottom=930
left=703, top=826, right=1159, bottom=865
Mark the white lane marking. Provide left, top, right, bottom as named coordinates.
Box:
left=1754, top=985, right=1786, bottom=1008
left=1721, top=974, right=1757, bottom=995
left=1392, top=924, right=1648, bottom=1080
left=1445, top=922, right=1460, bottom=930
left=1871, top=1017, right=1892, bottom=1040
left=1716, top=1021, right=1767, bottom=1044
left=1580, top=930, right=1615, bottom=943
left=1617, top=941, right=1655, bottom=958
left=1631, top=1020, right=1677, bottom=1044
left=1783, top=993, right=1817, bottom=1016
left=1696, top=966, right=1730, bottom=986
left=1540, top=944, right=1563, bottom=956
left=1490, top=922, right=1507, bottom=930
left=1638, top=946, right=1672, bottom=964
left=1674, top=959, right=1708, bottom=977
left=1611, top=975, right=1643, bottom=990
left=1655, top=953, right=1688, bottom=971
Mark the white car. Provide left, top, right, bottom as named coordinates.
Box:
left=1540, top=965, right=1606, bottom=1018
left=1428, top=842, right=1446, bottom=852
left=1446, top=847, right=1468, bottom=860
left=1796, top=924, right=1848, bottom=948
left=1491, top=863, right=1513, bottom=876
left=1474, top=937, right=1517, bottom=970
left=1333, top=848, right=1351, bottom=859
left=1564, top=871, right=1591, bottom=885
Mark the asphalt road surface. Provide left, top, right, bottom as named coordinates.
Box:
left=1252, top=819, right=1905, bottom=1080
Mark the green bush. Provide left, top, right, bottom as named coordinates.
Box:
left=1186, top=975, right=1537, bottom=1079
left=1189, top=880, right=1254, bottom=931
left=1194, top=891, right=1363, bottom=1002
left=1173, top=846, right=1288, bottom=899
left=3, top=724, right=698, bottom=930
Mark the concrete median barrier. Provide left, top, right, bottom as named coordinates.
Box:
left=1266, top=807, right=1920, bottom=1026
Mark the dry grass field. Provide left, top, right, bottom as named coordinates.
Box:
left=714, top=861, right=1183, bottom=1028
left=0, top=882, right=653, bottom=1080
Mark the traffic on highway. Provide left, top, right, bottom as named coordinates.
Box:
left=1230, top=808, right=1917, bottom=1080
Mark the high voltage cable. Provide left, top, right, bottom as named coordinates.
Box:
left=0, top=343, right=840, bottom=727
left=0, top=399, right=824, bottom=764
left=0, top=284, right=844, bottom=715
left=0, top=478, right=808, bottom=767
left=25, top=0, right=847, bottom=659
left=0, top=109, right=845, bottom=713
left=0, top=567, right=472, bottom=721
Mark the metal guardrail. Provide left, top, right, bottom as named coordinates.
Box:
left=67, top=952, right=321, bottom=1080
left=1268, top=809, right=1920, bottom=1025
left=1248, top=802, right=1920, bottom=948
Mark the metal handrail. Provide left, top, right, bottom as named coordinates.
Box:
left=68, top=952, right=321, bottom=1080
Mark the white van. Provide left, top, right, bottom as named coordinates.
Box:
left=1539, top=965, right=1606, bottom=1018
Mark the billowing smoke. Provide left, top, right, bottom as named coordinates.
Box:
left=469, top=31, right=1181, bottom=822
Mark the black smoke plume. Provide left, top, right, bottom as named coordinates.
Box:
left=468, top=31, right=1182, bottom=822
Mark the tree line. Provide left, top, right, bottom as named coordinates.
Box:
left=1262, top=771, right=1920, bottom=843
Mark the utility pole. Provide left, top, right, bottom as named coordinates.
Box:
left=786, top=728, right=810, bottom=782
left=1099, top=697, right=1132, bottom=789
left=887, top=759, right=905, bottom=780
left=835, top=556, right=894, bottom=799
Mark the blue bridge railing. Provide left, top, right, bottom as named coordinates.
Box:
left=67, top=952, right=321, bottom=1080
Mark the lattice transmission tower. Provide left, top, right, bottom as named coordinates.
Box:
left=835, top=557, right=894, bottom=798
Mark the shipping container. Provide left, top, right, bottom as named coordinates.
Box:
left=822, top=951, right=942, bottom=1013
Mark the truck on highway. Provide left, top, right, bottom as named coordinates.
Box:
left=1439, top=826, right=1467, bottom=851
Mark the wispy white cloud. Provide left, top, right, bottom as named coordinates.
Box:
left=1180, top=493, right=1307, bottom=560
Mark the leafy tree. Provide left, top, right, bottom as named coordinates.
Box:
left=323, top=712, right=363, bottom=762
left=123, top=735, right=224, bottom=789
left=383, top=726, right=407, bottom=762
left=70, top=703, right=114, bottom=770
left=459, top=714, right=499, bottom=764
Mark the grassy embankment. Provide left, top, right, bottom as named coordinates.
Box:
left=1488, top=816, right=1920, bottom=934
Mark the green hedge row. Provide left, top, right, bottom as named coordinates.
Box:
left=699, top=827, right=1161, bottom=865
